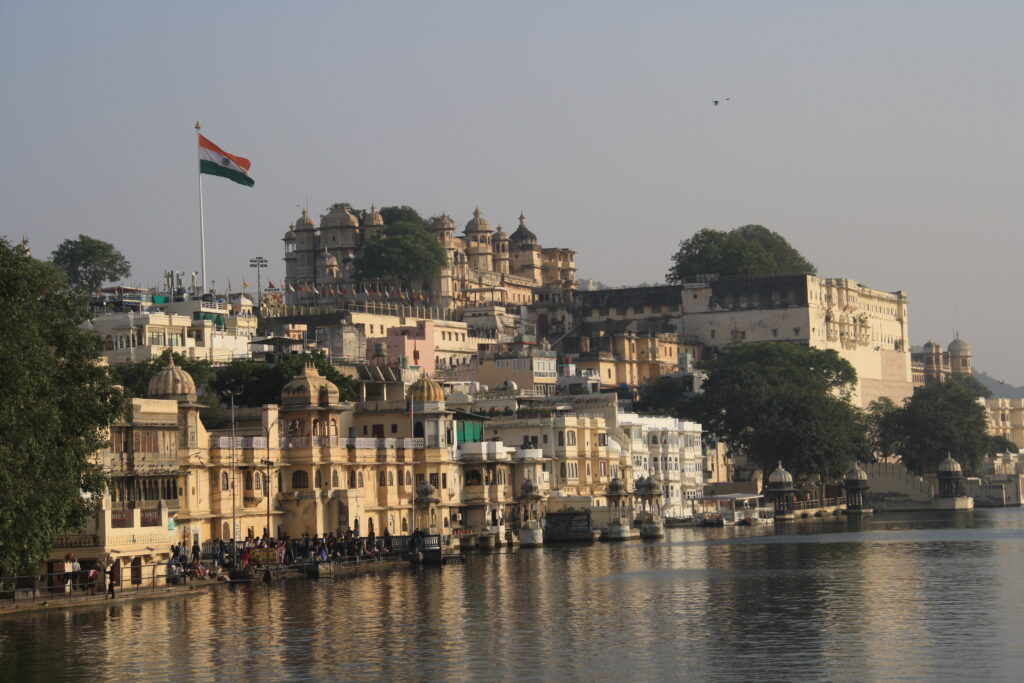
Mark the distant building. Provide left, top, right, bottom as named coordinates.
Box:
left=910, top=335, right=973, bottom=385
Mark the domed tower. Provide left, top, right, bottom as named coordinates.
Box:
left=407, top=375, right=457, bottom=539
left=948, top=334, right=972, bottom=376
left=362, top=203, right=384, bottom=239
left=921, top=339, right=945, bottom=383
left=936, top=455, right=966, bottom=498
left=509, top=212, right=542, bottom=284
left=148, top=358, right=206, bottom=493
left=283, top=219, right=298, bottom=289
left=493, top=224, right=510, bottom=274
left=463, top=207, right=494, bottom=272
left=766, top=462, right=796, bottom=519
left=429, top=214, right=458, bottom=306
left=407, top=376, right=451, bottom=447
left=842, top=463, right=872, bottom=515
left=317, top=247, right=340, bottom=297
left=280, top=363, right=342, bottom=409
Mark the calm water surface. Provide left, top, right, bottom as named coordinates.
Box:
left=2, top=509, right=1023, bottom=682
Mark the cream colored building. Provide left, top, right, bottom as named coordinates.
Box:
left=986, top=398, right=1024, bottom=449
left=282, top=205, right=576, bottom=310
left=681, top=275, right=913, bottom=407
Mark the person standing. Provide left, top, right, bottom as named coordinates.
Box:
left=191, top=540, right=201, bottom=563
left=106, top=562, right=120, bottom=599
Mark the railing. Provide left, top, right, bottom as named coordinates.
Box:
left=277, top=436, right=427, bottom=450
left=212, top=436, right=268, bottom=449
left=140, top=508, right=162, bottom=527
left=53, top=534, right=101, bottom=548
left=0, top=563, right=189, bottom=606
left=790, top=497, right=846, bottom=511
left=110, top=509, right=132, bottom=528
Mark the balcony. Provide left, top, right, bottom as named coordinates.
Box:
left=462, top=485, right=513, bottom=505
left=458, top=442, right=514, bottom=462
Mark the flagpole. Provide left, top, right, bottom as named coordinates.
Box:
left=195, top=121, right=208, bottom=295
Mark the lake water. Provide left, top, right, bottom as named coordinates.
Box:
left=2, top=509, right=1023, bottom=682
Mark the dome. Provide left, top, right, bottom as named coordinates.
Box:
left=465, top=207, right=492, bottom=233
left=607, top=438, right=622, bottom=456
left=407, top=375, right=445, bottom=403
left=148, top=358, right=197, bottom=401
left=768, top=461, right=794, bottom=485
left=845, top=464, right=868, bottom=481
left=363, top=203, right=384, bottom=227
left=320, top=204, right=359, bottom=229
left=923, top=339, right=942, bottom=352
left=431, top=213, right=456, bottom=231
left=494, top=225, right=508, bottom=240
left=509, top=213, right=537, bottom=245
left=948, top=336, right=971, bottom=357
left=280, top=364, right=340, bottom=407
left=938, top=456, right=963, bottom=473
left=294, top=209, right=315, bottom=231
left=607, top=477, right=627, bottom=496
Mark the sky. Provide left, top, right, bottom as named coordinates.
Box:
left=2, top=1, right=1022, bottom=384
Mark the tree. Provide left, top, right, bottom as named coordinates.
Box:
left=666, top=225, right=815, bottom=282
left=892, top=380, right=990, bottom=476
left=635, top=375, right=701, bottom=418
left=50, top=234, right=131, bottom=292
left=0, top=238, right=129, bottom=576
left=379, top=205, right=426, bottom=228
left=109, top=350, right=212, bottom=399
left=695, top=342, right=869, bottom=481
left=866, top=397, right=903, bottom=461
left=208, top=352, right=357, bottom=408
left=355, top=222, right=447, bottom=287
left=987, top=435, right=1019, bottom=456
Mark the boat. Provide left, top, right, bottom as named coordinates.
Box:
left=694, top=494, right=775, bottom=526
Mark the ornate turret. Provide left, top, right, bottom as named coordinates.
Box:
left=766, top=461, right=797, bottom=519
left=280, top=363, right=341, bottom=407
left=407, top=375, right=445, bottom=404
left=363, top=203, right=384, bottom=227
left=148, top=358, right=197, bottom=403
left=842, top=463, right=872, bottom=515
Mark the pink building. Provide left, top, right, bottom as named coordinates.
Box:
left=366, top=320, right=437, bottom=374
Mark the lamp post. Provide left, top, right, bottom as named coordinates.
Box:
left=260, top=457, right=274, bottom=544
left=249, top=256, right=267, bottom=317
left=224, top=388, right=241, bottom=566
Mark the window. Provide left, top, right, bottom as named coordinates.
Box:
left=406, top=470, right=412, bottom=485
left=558, top=431, right=565, bottom=446
left=358, top=472, right=364, bottom=488
left=292, top=470, right=309, bottom=489
left=332, top=470, right=339, bottom=487
left=442, top=473, right=447, bottom=489
left=349, top=471, right=356, bottom=488
left=567, top=431, right=577, bottom=446
left=391, top=423, right=398, bottom=434
left=388, top=471, right=395, bottom=486
left=315, top=470, right=323, bottom=487
left=244, top=472, right=253, bottom=490
left=221, top=472, right=229, bottom=491
left=379, top=471, right=387, bottom=486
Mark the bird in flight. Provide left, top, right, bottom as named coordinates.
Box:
left=713, top=98, right=730, bottom=106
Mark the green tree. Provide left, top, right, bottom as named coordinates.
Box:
left=109, top=350, right=213, bottom=398
left=379, top=205, right=426, bottom=228
left=635, top=375, right=701, bottom=418
left=892, top=380, right=990, bottom=475
left=355, top=222, right=447, bottom=287
left=866, top=396, right=903, bottom=460
left=987, top=435, right=1019, bottom=456
left=50, top=234, right=131, bottom=292
left=666, top=225, right=815, bottom=282
left=0, top=238, right=129, bottom=576
left=733, top=225, right=817, bottom=276
left=695, top=342, right=869, bottom=480
left=208, top=352, right=357, bottom=408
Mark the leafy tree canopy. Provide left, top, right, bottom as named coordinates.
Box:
left=379, top=205, right=426, bottom=228
left=50, top=234, right=131, bottom=292
left=666, top=225, right=816, bottom=282
left=208, top=351, right=357, bottom=408
left=695, top=342, right=868, bottom=481
left=635, top=375, right=701, bottom=419
left=987, top=435, right=1019, bottom=456
left=889, top=380, right=990, bottom=476
left=1, top=238, right=129, bottom=575
left=355, top=222, right=447, bottom=287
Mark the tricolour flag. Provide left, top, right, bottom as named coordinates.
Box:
left=198, top=134, right=255, bottom=187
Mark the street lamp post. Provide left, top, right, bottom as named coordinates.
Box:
left=224, top=388, right=241, bottom=566
left=249, top=256, right=267, bottom=318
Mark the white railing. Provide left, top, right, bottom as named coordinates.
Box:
left=277, top=436, right=426, bottom=450
left=211, top=436, right=268, bottom=449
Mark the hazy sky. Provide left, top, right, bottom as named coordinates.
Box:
left=2, top=2, right=1022, bottom=383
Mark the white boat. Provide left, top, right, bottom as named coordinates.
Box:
left=694, top=494, right=775, bottom=526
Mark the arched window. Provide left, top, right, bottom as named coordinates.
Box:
left=414, top=421, right=425, bottom=438
left=223, top=522, right=230, bottom=540
left=221, top=472, right=229, bottom=491
left=330, top=419, right=338, bottom=436
left=315, top=470, right=323, bottom=488
left=349, top=471, right=356, bottom=488
left=244, top=472, right=253, bottom=490
left=255, top=473, right=262, bottom=490
left=443, top=517, right=450, bottom=528
left=332, top=470, right=339, bottom=488
left=559, top=462, right=567, bottom=478
left=379, top=471, right=387, bottom=487
left=312, top=419, right=321, bottom=436
left=567, top=431, right=576, bottom=446
left=405, top=470, right=412, bottom=485
left=388, top=471, right=395, bottom=486
left=558, top=431, right=565, bottom=446
left=292, top=470, right=309, bottom=489
left=402, top=518, right=409, bottom=532
left=358, top=472, right=364, bottom=488
left=651, top=434, right=659, bottom=445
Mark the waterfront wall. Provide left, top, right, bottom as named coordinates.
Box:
left=863, top=462, right=935, bottom=511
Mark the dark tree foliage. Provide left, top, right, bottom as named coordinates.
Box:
left=891, top=380, right=990, bottom=476
left=635, top=375, right=701, bottom=419
left=50, top=234, right=131, bottom=292
left=695, top=342, right=869, bottom=481
left=379, top=205, right=426, bottom=228
left=110, top=350, right=213, bottom=398
left=866, top=397, right=903, bottom=461
left=355, top=222, right=447, bottom=287
left=208, top=352, right=357, bottom=408
left=0, top=238, right=129, bottom=575
left=987, top=435, right=1019, bottom=456
left=666, top=225, right=815, bottom=282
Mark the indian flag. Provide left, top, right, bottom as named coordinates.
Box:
left=198, top=134, right=254, bottom=187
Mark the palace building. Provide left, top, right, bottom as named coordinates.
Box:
left=282, top=205, right=576, bottom=310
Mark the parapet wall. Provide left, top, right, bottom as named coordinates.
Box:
left=863, top=462, right=935, bottom=511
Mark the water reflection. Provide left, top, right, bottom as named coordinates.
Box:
left=2, top=510, right=1023, bottom=681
